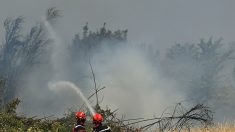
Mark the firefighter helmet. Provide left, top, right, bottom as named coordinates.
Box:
left=93, top=113, right=103, bottom=123
left=75, top=111, right=86, bottom=120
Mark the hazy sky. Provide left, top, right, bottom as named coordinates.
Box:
left=0, top=0, right=235, bottom=49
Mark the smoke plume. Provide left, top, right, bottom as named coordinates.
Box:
left=14, top=13, right=235, bottom=122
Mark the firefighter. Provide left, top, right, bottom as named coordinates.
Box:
left=92, top=113, right=111, bottom=132
left=73, top=111, right=86, bottom=132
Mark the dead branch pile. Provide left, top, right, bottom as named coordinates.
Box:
left=115, top=103, right=213, bottom=131
left=84, top=62, right=213, bottom=131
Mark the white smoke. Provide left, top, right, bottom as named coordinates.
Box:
left=16, top=15, right=222, bottom=121
left=86, top=46, right=186, bottom=118
left=16, top=17, right=75, bottom=117
left=42, top=17, right=69, bottom=80
left=16, top=25, right=186, bottom=119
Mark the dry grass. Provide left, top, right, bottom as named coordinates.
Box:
left=169, top=123, right=235, bottom=132
left=170, top=128, right=235, bottom=132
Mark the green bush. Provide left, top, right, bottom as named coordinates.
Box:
left=0, top=99, right=133, bottom=132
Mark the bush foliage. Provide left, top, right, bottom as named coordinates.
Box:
left=0, top=99, right=129, bottom=132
